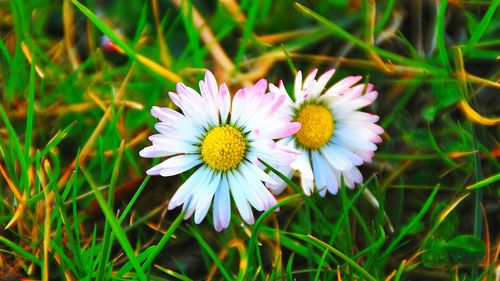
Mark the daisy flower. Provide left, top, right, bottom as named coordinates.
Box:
left=267, top=69, right=384, bottom=196
left=139, top=71, right=301, bottom=231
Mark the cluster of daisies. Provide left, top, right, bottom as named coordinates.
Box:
left=140, top=70, right=383, bottom=231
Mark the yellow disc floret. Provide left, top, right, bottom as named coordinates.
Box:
left=295, top=104, right=334, bottom=149
left=201, top=125, right=246, bottom=171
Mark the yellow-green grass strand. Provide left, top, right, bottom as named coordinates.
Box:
left=155, top=264, right=194, bottom=281
left=467, top=173, right=500, bottom=190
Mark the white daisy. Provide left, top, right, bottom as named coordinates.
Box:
left=139, top=71, right=301, bottom=231
left=267, top=69, right=384, bottom=196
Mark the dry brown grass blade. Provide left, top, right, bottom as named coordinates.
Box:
left=0, top=164, right=30, bottom=230
left=57, top=64, right=136, bottom=189
left=171, top=0, right=234, bottom=74
left=228, top=239, right=248, bottom=278
left=206, top=246, right=229, bottom=281
left=255, top=28, right=318, bottom=45
left=366, top=0, right=391, bottom=73
left=87, top=91, right=107, bottom=112
left=459, top=100, right=500, bottom=126
left=0, top=164, right=24, bottom=204
left=41, top=167, right=52, bottom=281
left=437, top=193, right=469, bottom=224
left=136, top=54, right=182, bottom=82
left=454, top=48, right=499, bottom=126
left=63, top=0, right=81, bottom=69
left=220, top=0, right=246, bottom=23
left=21, top=42, right=45, bottom=78
left=81, top=129, right=150, bottom=157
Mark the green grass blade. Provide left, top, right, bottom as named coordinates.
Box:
left=294, top=3, right=445, bottom=75
left=436, top=0, right=451, bottom=72
left=189, top=226, right=232, bottom=281
left=80, top=165, right=148, bottom=281
left=293, top=233, right=377, bottom=281
left=464, top=0, right=500, bottom=54
left=467, top=173, right=500, bottom=190
left=383, top=185, right=440, bottom=257
left=142, top=212, right=184, bottom=271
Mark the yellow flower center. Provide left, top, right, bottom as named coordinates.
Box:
left=295, top=104, right=334, bottom=149
left=201, top=125, right=246, bottom=171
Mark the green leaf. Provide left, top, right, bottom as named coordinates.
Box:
left=423, top=82, right=461, bottom=122
left=422, top=240, right=450, bottom=268
left=446, top=235, right=486, bottom=264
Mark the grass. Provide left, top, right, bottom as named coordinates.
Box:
left=0, top=0, right=499, bottom=280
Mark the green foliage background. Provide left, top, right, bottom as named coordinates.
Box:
left=0, top=0, right=499, bottom=280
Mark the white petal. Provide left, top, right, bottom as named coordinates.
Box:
left=228, top=172, right=254, bottom=224
left=310, top=68, right=335, bottom=97
left=168, top=166, right=212, bottom=209
left=335, top=130, right=378, bottom=151
left=148, top=135, right=198, bottom=154
left=239, top=165, right=278, bottom=210
left=266, top=164, right=294, bottom=195
left=147, top=155, right=201, bottom=177
left=294, top=71, right=303, bottom=99
left=320, top=145, right=353, bottom=171
left=311, top=151, right=326, bottom=194
left=194, top=172, right=221, bottom=224
left=325, top=75, right=362, bottom=96
left=303, top=68, right=318, bottom=89
left=290, top=149, right=313, bottom=180
left=213, top=175, right=231, bottom=231
left=219, top=83, right=231, bottom=123
left=243, top=161, right=277, bottom=185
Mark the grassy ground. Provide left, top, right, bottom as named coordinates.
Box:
left=1, top=0, right=499, bottom=280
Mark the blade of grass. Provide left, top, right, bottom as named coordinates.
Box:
left=154, top=264, right=193, bottom=281
left=0, top=236, right=41, bottom=266
left=292, top=233, right=377, bottom=281
left=294, top=3, right=445, bottom=75
left=466, top=173, right=500, bottom=190
left=24, top=60, right=35, bottom=164
left=141, top=211, right=184, bottom=271
left=375, top=0, right=396, bottom=33
left=234, top=0, right=260, bottom=71
left=470, top=121, right=484, bottom=279
left=382, top=185, right=440, bottom=257
left=464, top=0, right=500, bottom=54
left=189, top=226, right=232, bottom=281
left=70, top=0, right=181, bottom=83
left=96, top=140, right=125, bottom=281
left=436, top=0, right=451, bottom=72
left=118, top=176, right=150, bottom=224
left=80, top=165, right=148, bottom=281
